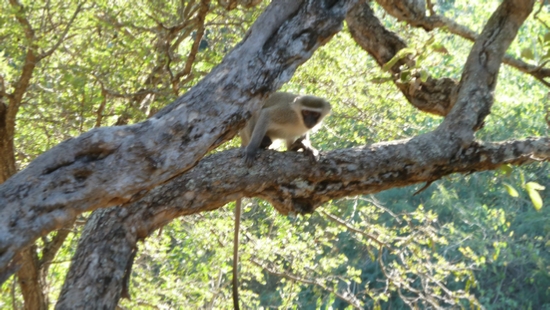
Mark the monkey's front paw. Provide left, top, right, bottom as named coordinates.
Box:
left=288, top=138, right=306, bottom=152
left=243, top=149, right=257, bottom=167
left=303, top=147, right=320, bottom=163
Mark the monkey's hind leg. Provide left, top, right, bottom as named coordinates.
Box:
left=259, top=136, right=273, bottom=149
left=288, top=136, right=319, bottom=162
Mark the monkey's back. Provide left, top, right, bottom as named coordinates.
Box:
left=262, top=92, right=297, bottom=109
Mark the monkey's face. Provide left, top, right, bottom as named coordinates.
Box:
left=302, top=110, right=322, bottom=129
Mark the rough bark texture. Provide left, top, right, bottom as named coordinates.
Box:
left=0, top=0, right=358, bottom=275
left=56, top=210, right=136, bottom=310
left=0, top=0, right=543, bottom=308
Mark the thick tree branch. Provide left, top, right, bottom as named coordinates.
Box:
left=346, top=1, right=457, bottom=116
left=376, top=0, right=550, bottom=88
left=126, top=136, right=550, bottom=216
left=438, top=0, right=535, bottom=144
left=8, top=0, right=35, bottom=41
left=0, top=0, right=356, bottom=278
left=6, top=0, right=38, bottom=128
left=57, top=135, right=549, bottom=308
left=56, top=209, right=135, bottom=310
left=0, top=75, right=7, bottom=100
left=3, top=5, right=45, bottom=306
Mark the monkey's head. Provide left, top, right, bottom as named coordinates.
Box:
left=293, top=95, right=331, bottom=129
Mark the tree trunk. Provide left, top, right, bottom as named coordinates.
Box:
left=17, top=246, right=49, bottom=310
left=0, top=99, right=49, bottom=310
left=0, top=101, right=16, bottom=183
left=56, top=208, right=137, bottom=310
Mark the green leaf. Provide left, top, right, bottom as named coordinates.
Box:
left=525, top=182, right=545, bottom=211
left=492, top=247, right=500, bottom=261
left=499, top=164, right=513, bottom=176
left=382, top=47, right=415, bottom=72
left=420, top=69, right=429, bottom=82
left=425, top=36, right=436, bottom=46
left=526, top=182, right=545, bottom=191
left=503, top=183, right=519, bottom=197
left=400, top=70, right=411, bottom=83
left=521, top=48, right=535, bottom=60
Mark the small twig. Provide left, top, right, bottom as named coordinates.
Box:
left=321, top=210, right=388, bottom=248
left=40, top=226, right=72, bottom=273
left=12, top=274, right=18, bottom=310
left=534, top=0, right=550, bottom=30
left=39, top=2, right=85, bottom=60
left=171, top=0, right=211, bottom=95
left=95, top=84, right=107, bottom=128
left=413, top=180, right=435, bottom=196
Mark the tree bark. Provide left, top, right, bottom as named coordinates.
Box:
left=0, top=100, right=16, bottom=183
left=438, top=0, right=535, bottom=139
left=56, top=209, right=136, bottom=310
left=0, top=0, right=357, bottom=279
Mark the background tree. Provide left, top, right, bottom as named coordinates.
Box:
left=1, top=0, right=549, bottom=308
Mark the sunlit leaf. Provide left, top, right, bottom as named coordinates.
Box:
left=525, top=182, right=545, bottom=211
left=499, top=164, right=513, bottom=176
left=503, top=183, right=519, bottom=197
left=521, top=48, right=535, bottom=60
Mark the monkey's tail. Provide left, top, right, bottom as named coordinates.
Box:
left=232, top=199, right=242, bottom=310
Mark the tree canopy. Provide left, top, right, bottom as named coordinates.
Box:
left=1, top=0, right=549, bottom=308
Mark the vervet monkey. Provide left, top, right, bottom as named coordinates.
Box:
left=232, top=92, right=331, bottom=310
left=240, top=92, right=331, bottom=165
